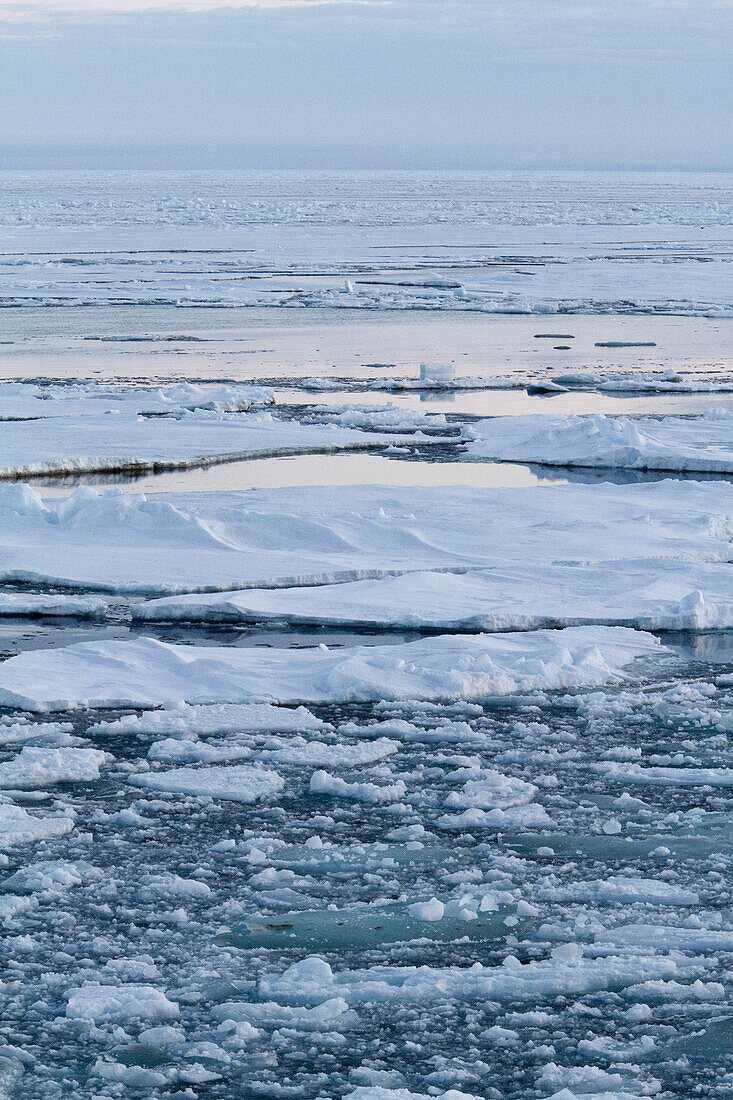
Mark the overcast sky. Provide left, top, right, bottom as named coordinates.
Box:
left=1, top=0, right=732, bottom=169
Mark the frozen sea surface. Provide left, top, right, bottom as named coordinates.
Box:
left=2, top=170, right=733, bottom=316
left=1, top=171, right=732, bottom=1100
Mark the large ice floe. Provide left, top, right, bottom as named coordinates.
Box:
left=136, top=558, right=733, bottom=631
left=467, top=409, right=733, bottom=472
left=0, top=479, right=730, bottom=594
left=0, top=406, right=400, bottom=480
left=0, top=627, right=663, bottom=710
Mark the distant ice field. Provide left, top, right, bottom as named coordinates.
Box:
left=2, top=170, right=733, bottom=316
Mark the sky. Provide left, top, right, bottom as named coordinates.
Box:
left=1, top=0, right=732, bottom=169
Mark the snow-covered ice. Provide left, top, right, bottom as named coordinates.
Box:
left=0, top=628, right=666, bottom=711
left=1, top=479, right=730, bottom=594
left=467, top=409, right=733, bottom=472
left=0, top=407, right=397, bottom=480
left=128, top=764, right=284, bottom=803
left=2, top=171, right=733, bottom=1100
left=0, top=746, right=110, bottom=788
left=136, top=558, right=733, bottom=632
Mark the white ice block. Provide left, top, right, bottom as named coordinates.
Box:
left=420, top=362, right=455, bottom=382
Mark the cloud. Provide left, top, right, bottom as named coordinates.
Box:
left=1, top=0, right=731, bottom=168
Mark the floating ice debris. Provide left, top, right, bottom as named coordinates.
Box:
left=0, top=746, right=110, bottom=788
left=0, top=1056, right=23, bottom=1098
left=0, top=894, right=38, bottom=923
left=128, top=764, right=284, bottom=803
left=65, top=983, right=180, bottom=1023
left=258, top=949, right=685, bottom=1007
left=89, top=702, right=328, bottom=737
left=420, top=362, right=455, bottom=383
left=0, top=804, right=75, bottom=848
left=0, top=628, right=666, bottom=710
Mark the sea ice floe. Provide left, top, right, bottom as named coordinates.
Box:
left=0, top=594, right=107, bottom=618
left=0, top=627, right=666, bottom=711
left=467, top=409, right=733, bottom=472
left=0, top=746, right=111, bottom=788
left=258, top=949, right=687, bottom=1007
left=0, top=804, right=75, bottom=848
left=594, top=924, right=733, bottom=952
left=1, top=480, right=729, bottom=594
left=344, top=1088, right=481, bottom=1100
left=65, top=983, right=180, bottom=1023
left=261, top=737, right=399, bottom=766
left=218, top=896, right=526, bottom=951
left=594, top=762, right=733, bottom=786
left=89, top=701, right=328, bottom=737
left=0, top=408, right=396, bottom=480
left=136, top=558, right=733, bottom=632
left=128, top=764, right=284, bottom=803
left=540, top=875, right=700, bottom=906
left=147, top=738, right=252, bottom=764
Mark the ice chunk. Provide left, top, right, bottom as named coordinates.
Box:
left=211, top=997, right=355, bottom=1031
left=309, top=771, right=407, bottom=804
left=0, top=746, right=110, bottom=789
left=0, top=804, right=74, bottom=848
left=420, top=362, right=455, bottom=383
left=128, top=764, right=284, bottom=803
left=1, top=860, right=87, bottom=894
left=259, top=950, right=682, bottom=1006
left=89, top=702, right=327, bottom=737
left=65, top=983, right=179, bottom=1023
